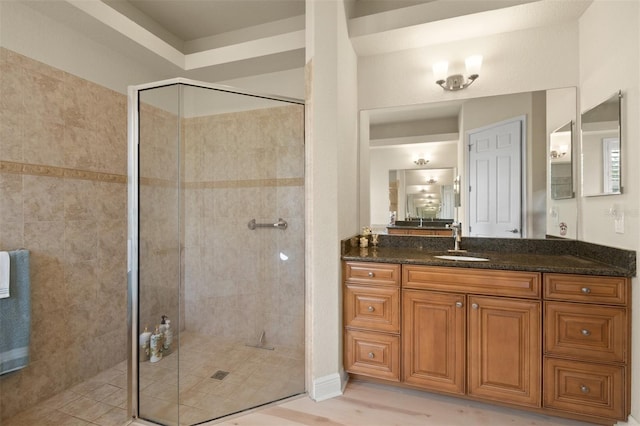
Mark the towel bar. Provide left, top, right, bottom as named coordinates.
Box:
left=247, top=218, right=288, bottom=230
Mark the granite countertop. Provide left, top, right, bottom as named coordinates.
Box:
left=386, top=225, right=452, bottom=230
left=342, top=236, right=636, bottom=277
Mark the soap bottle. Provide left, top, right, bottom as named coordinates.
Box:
left=150, top=326, right=163, bottom=363
left=139, top=326, right=151, bottom=362
left=159, top=315, right=168, bottom=334
left=163, top=318, right=172, bottom=352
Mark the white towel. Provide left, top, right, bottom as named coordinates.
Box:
left=0, top=251, right=9, bottom=299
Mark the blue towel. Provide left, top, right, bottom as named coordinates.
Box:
left=0, top=249, right=30, bottom=375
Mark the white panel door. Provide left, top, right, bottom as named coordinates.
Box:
left=468, top=119, right=522, bottom=238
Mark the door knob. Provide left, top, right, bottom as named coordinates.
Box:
left=581, top=329, right=591, bottom=336
left=367, top=306, right=375, bottom=312
left=471, top=303, right=479, bottom=310
left=368, top=272, right=375, bottom=277
left=506, top=228, right=519, bottom=233
left=455, top=302, right=463, bottom=308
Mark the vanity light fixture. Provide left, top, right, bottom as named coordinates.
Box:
left=425, top=178, right=438, bottom=185
left=550, top=145, right=569, bottom=159
left=414, top=157, right=429, bottom=166
left=433, top=55, right=482, bottom=91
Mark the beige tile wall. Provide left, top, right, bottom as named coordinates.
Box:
left=0, top=47, right=128, bottom=420
left=181, top=104, right=305, bottom=351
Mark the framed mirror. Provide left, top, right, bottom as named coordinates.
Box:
left=390, top=167, right=456, bottom=220
left=581, top=91, right=622, bottom=196
left=361, top=87, right=578, bottom=239
left=549, top=121, right=574, bottom=200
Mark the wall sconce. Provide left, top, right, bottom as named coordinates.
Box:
left=433, top=55, right=483, bottom=91
left=414, top=157, right=429, bottom=166
left=425, top=178, right=438, bottom=185
left=550, top=145, right=569, bottom=159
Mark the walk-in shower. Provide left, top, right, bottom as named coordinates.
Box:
left=127, top=79, right=305, bottom=425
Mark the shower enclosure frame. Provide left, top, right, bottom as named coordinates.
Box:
left=126, top=77, right=305, bottom=423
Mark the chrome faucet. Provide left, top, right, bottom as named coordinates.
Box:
left=449, top=222, right=466, bottom=252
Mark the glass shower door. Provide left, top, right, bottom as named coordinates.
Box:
left=132, top=80, right=305, bottom=426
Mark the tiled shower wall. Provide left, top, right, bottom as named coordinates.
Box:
left=182, top=105, right=305, bottom=351
left=138, top=101, right=180, bottom=334
left=0, top=48, right=128, bottom=420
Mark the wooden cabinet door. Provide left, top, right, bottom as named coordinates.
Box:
left=468, top=296, right=541, bottom=407
left=403, top=290, right=466, bottom=395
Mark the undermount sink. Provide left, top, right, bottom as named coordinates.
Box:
left=434, top=255, right=490, bottom=262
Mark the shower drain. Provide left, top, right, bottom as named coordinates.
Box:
left=211, top=370, right=229, bottom=380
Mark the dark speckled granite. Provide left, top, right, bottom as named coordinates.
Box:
left=341, top=235, right=636, bottom=277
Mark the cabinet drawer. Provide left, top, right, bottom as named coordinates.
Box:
left=344, top=285, right=400, bottom=333
left=545, top=302, right=627, bottom=363
left=403, top=265, right=541, bottom=298
left=344, top=262, right=400, bottom=286
left=544, top=274, right=628, bottom=305
left=344, top=329, right=400, bottom=381
left=544, top=358, right=625, bottom=420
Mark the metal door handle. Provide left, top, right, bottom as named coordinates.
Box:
left=368, top=352, right=375, bottom=359
left=368, top=272, right=374, bottom=277
left=367, top=306, right=375, bottom=312
left=455, top=302, right=463, bottom=308
left=506, top=228, right=519, bottom=233
left=471, top=303, right=479, bottom=310
left=581, top=287, right=591, bottom=294
left=580, top=385, right=590, bottom=393
left=581, top=329, right=591, bottom=336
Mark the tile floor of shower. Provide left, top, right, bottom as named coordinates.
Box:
left=3, top=332, right=305, bottom=426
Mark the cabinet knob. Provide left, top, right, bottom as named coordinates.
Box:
left=368, top=352, right=375, bottom=359
left=455, top=302, right=463, bottom=308
left=581, top=287, right=591, bottom=294
left=367, top=306, right=375, bottom=312
left=580, top=385, right=590, bottom=394
left=471, top=303, right=479, bottom=310
left=581, top=329, right=591, bottom=336
left=368, top=272, right=375, bottom=277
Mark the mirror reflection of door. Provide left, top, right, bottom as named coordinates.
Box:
left=468, top=117, right=523, bottom=238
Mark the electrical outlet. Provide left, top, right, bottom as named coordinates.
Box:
left=615, top=213, right=624, bottom=234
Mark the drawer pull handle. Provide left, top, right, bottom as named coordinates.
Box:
left=368, top=272, right=375, bottom=277
left=581, top=329, right=591, bottom=336
left=368, top=352, right=375, bottom=359
left=580, top=385, right=590, bottom=394
left=367, top=306, right=375, bottom=312
left=471, top=303, right=479, bottom=310
left=581, top=287, right=591, bottom=294
left=455, top=302, right=463, bottom=308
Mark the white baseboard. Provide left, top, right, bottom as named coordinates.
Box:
left=617, top=415, right=640, bottom=425
left=310, top=371, right=347, bottom=402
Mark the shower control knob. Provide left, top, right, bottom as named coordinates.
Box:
left=368, top=352, right=375, bottom=359
left=367, top=306, right=375, bottom=312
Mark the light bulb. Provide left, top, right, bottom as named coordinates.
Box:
left=432, top=61, right=448, bottom=81
left=465, top=55, right=483, bottom=77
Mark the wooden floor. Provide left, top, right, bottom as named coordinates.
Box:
left=210, top=380, right=594, bottom=426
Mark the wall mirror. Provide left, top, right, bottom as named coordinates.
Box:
left=549, top=121, right=574, bottom=200
left=360, top=87, right=578, bottom=239
left=581, top=91, right=622, bottom=197
left=390, top=167, right=456, bottom=220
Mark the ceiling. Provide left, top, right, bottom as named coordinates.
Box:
left=23, top=0, right=591, bottom=84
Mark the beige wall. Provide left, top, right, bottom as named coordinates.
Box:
left=578, top=0, right=640, bottom=420
left=0, top=48, right=128, bottom=420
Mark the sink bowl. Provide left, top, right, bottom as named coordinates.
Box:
left=434, top=255, right=489, bottom=262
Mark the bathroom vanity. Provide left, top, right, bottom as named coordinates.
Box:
left=342, top=236, right=635, bottom=425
